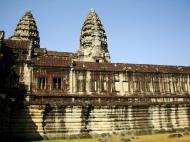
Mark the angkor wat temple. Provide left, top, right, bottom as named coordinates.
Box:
left=0, top=9, right=190, bottom=140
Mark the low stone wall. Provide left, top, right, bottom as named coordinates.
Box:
left=0, top=94, right=11, bottom=141
left=10, top=98, right=190, bottom=140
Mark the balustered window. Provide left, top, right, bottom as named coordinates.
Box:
left=123, top=73, right=128, bottom=81
left=123, top=81, right=129, bottom=92
left=101, top=73, right=108, bottom=91
left=90, top=72, right=99, bottom=92
left=37, top=77, right=46, bottom=89
left=53, top=77, right=61, bottom=89
left=112, top=72, right=120, bottom=92
left=77, top=71, right=86, bottom=92
left=122, top=72, right=129, bottom=93
left=182, top=76, right=188, bottom=92
left=90, top=80, right=97, bottom=92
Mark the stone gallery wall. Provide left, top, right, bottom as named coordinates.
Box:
left=10, top=102, right=190, bottom=140
left=32, top=68, right=190, bottom=97
left=2, top=9, right=190, bottom=141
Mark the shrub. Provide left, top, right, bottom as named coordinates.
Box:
left=168, top=133, right=183, bottom=138
left=120, top=137, right=131, bottom=142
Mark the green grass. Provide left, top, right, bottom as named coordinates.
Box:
left=31, top=133, right=190, bottom=142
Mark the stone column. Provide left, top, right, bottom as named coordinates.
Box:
left=86, top=71, right=91, bottom=94
left=73, top=71, right=77, bottom=93
left=119, top=73, right=124, bottom=96
left=170, top=75, right=174, bottom=94
left=69, top=69, right=73, bottom=94
left=187, top=74, right=190, bottom=94
left=149, top=75, right=154, bottom=94
left=23, top=64, right=31, bottom=92
left=69, top=68, right=77, bottom=94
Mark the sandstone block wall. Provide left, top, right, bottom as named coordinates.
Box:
left=9, top=103, right=190, bottom=140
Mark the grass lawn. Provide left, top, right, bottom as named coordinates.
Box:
left=31, top=133, right=190, bottom=142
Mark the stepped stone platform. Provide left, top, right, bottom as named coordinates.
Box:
left=6, top=95, right=190, bottom=140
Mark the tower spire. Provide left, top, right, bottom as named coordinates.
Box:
left=10, top=10, right=40, bottom=48
left=76, top=9, right=111, bottom=63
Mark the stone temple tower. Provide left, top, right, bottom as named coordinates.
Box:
left=10, top=10, right=40, bottom=48
left=75, top=9, right=111, bottom=63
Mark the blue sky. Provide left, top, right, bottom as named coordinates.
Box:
left=1, top=0, right=190, bottom=66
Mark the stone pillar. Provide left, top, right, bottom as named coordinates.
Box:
left=170, top=76, right=174, bottom=94
left=187, top=74, right=190, bottom=94
left=23, top=41, right=34, bottom=93
left=129, top=77, right=133, bottom=95
left=73, top=71, right=77, bottom=93
left=86, top=71, right=91, bottom=94
left=119, top=73, right=124, bottom=96
left=69, top=69, right=73, bottom=94
left=69, top=61, right=77, bottom=94
left=149, top=76, right=154, bottom=94
left=23, top=64, right=32, bottom=92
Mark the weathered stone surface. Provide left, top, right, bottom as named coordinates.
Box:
left=75, top=9, right=110, bottom=63
left=1, top=9, right=190, bottom=140
left=10, top=10, right=40, bottom=48
left=8, top=104, right=190, bottom=139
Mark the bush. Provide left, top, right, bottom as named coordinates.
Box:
left=168, top=133, right=183, bottom=138
left=120, top=137, right=131, bottom=142
left=183, top=130, right=189, bottom=135
left=97, top=138, right=112, bottom=142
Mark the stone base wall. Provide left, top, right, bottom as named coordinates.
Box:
left=10, top=103, right=190, bottom=140
left=0, top=94, right=11, bottom=141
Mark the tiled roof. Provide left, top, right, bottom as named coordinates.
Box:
left=31, top=54, right=71, bottom=67
left=31, top=52, right=190, bottom=73
left=73, top=61, right=190, bottom=73
left=47, top=51, right=73, bottom=57
left=4, top=39, right=30, bottom=49
left=5, top=40, right=186, bottom=74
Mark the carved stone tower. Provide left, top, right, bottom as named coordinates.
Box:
left=9, top=11, right=39, bottom=93
left=10, top=10, right=40, bottom=48
left=76, top=9, right=111, bottom=63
